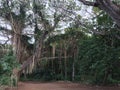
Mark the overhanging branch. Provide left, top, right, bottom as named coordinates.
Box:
left=78, top=0, right=98, bottom=7
left=78, top=0, right=120, bottom=27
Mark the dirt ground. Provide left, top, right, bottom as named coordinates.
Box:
left=6, top=81, right=120, bottom=90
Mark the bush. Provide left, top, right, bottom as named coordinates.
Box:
left=77, top=37, right=120, bottom=85
left=0, top=51, right=19, bottom=86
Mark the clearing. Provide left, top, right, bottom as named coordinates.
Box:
left=6, top=81, right=120, bottom=90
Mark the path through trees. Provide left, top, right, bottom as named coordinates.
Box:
left=7, top=81, right=120, bottom=90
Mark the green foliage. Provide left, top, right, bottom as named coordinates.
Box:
left=21, top=10, right=120, bottom=86
left=1, top=0, right=120, bottom=86
left=0, top=51, right=19, bottom=85
left=96, top=12, right=114, bottom=29
left=0, top=76, right=10, bottom=85
left=77, top=37, right=120, bottom=85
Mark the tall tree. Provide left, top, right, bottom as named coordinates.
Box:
left=20, top=0, right=79, bottom=73
left=0, top=0, right=31, bottom=63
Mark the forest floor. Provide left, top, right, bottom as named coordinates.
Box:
left=6, top=81, right=120, bottom=90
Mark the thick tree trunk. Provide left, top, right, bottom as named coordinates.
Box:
left=11, top=22, right=25, bottom=63
left=10, top=14, right=30, bottom=63
left=18, top=33, right=44, bottom=75
left=12, top=29, right=30, bottom=63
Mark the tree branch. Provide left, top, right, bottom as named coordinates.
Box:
left=78, top=0, right=120, bottom=27
left=78, top=0, right=98, bottom=7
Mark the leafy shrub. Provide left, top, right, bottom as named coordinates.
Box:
left=0, top=51, right=19, bottom=85
left=77, top=37, right=120, bottom=85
